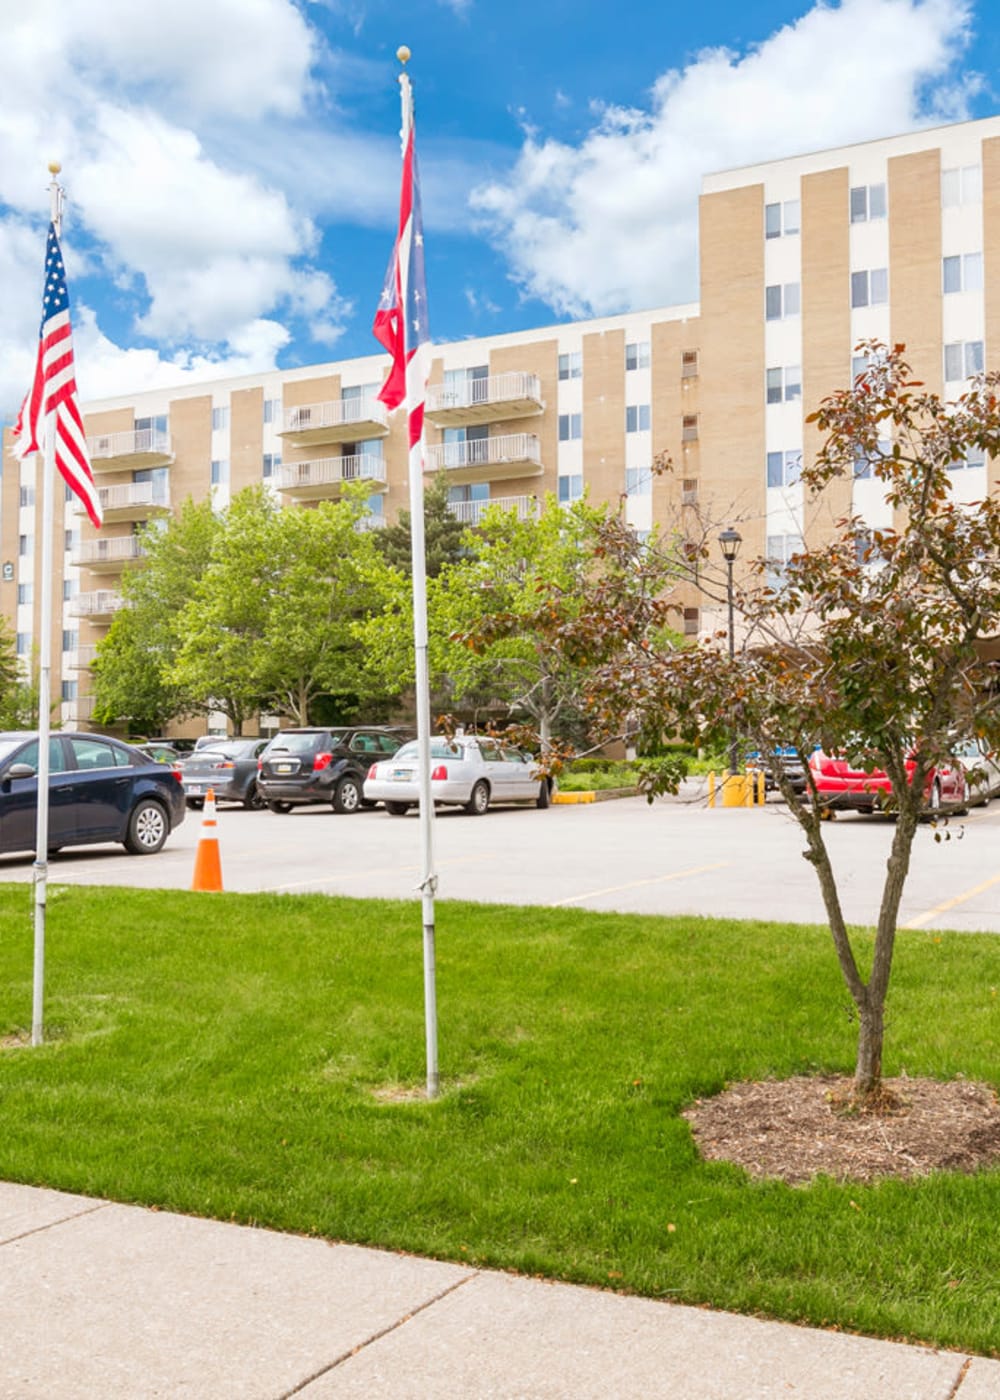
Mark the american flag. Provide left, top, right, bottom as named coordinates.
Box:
left=13, top=223, right=102, bottom=529
left=373, top=74, right=429, bottom=448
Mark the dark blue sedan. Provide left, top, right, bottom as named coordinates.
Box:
left=0, top=731, right=186, bottom=856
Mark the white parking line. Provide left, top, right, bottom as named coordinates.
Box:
left=551, top=861, right=732, bottom=907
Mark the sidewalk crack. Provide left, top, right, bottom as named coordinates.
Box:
left=278, top=1269, right=478, bottom=1398
left=946, top=1357, right=973, bottom=1398
left=0, top=1200, right=110, bottom=1249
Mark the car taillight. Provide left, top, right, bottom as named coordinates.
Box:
left=170, top=766, right=183, bottom=784
left=367, top=764, right=378, bottom=780
left=431, top=764, right=448, bottom=781
left=257, top=759, right=263, bottom=770
left=313, top=751, right=333, bottom=771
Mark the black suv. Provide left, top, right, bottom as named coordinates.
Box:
left=257, top=726, right=413, bottom=814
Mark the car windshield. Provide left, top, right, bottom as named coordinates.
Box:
left=268, top=734, right=328, bottom=754
left=392, top=740, right=465, bottom=762
left=198, top=741, right=252, bottom=759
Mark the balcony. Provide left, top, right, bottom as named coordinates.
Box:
left=75, top=482, right=171, bottom=523
left=355, top=513, right=387, bottom=532
left=425, top=372, right=543, bottom=427
left=69, top=645, right=100, bottom=670
left=424, top=432, right=543, bottom=485
left=86, top=427, right=172, bottom=471
left=447, top=494, right=539, bottom=526
left=67, top=591, right=125, bottom=624
left=273, top=453, right=388, bottom=501
left=279, top=399, right=389, bottom=446
left=72, top=536, right=147, bottom=573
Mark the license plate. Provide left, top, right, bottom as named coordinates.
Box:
left=187, top=784, right=204, bottom=795
left=275, top=763, right=295, bottom=774
left=392, top=769, right=412, bottom=780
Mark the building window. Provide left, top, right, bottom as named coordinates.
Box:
left=683, top=607, right=700, bottom=636
left=558, top=475, right=583, bottom=503
left=851, top=268, right=888, bottom=308
left=625, top=341, right=650, bottom=370
left=19, top=534, right=32, bottom=557
left=764, top=199, right=800, bottom=238
left=135, top=414, right=167, bottom=435
left=682, top=414, right=699, bottom=442
left=263, top=397, right=281, bottom=425
left=211, top=406, right=230, bottom=432
left=63, top=579, right=76, bottom=600
left=681, top=350, right=699, bottom=378
left=942, top=165, right=982, bottom=207
left=65, top=529, right=80, bottom=552
left=62, top=629, right=78, bottom=653
left=558, top=351, right=582, bottom=380
left=19, top=486, right=34, bottom=507
left=850, top=183, right=887, bottom=222
left=625, top=467, right=652, bottom=495
left=944, top=341, right=985, bottom=382
left=262, top=452, right=281, bottom=478
left=558, top=413, right=582, bottom=442
left=626, top=404, right=651, bottom=433
left=766, top=450, right=802, bottom=488
left=61, top=680, right=78, bottom=702
left=852, top=439, right=892, bottom=479
left=766, top=534, right=804, bottom=589
left=765, top=282, right=800, bottom=320
left=942, top=253, right=983, bottom=295
left=949, top=447, right=986, bottom=472
left=16, top=633, right=30, bottom=655
left=448, top=482, right=490, bottom=505
left=210, top=459, right=230, bottom=485
left=766, top=366, right=802, bottom=404
left=681, top=478, right=698, bottom=505
left=17, top=583, right=32, bottom=605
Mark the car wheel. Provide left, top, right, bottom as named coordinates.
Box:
left=186, top=797, right=204, bottom=810
left=465, top=780, right=490, bottom=816
left=123, top=799, right=169, bottom=855
left=243, top=784, right=266, bottom=811
left=536, top=779, right=550, bottom=809
left=332, top=775, right=362, bottom=814
left=385, top=801, right=410, bottom=816
left=268, top=801, right=293, bottom=814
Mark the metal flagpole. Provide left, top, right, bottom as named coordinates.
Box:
left=397, top=49, right=438, bottom=1099
left=31, top=163, right=64, bottom=1047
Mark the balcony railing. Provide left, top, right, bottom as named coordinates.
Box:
left=273, top=454, right=388, bottom=500
left=424, top=432, right=543, bottom=483
left=67, top=591, right=125, bottom=621
left=70, top=645, right=100, bottom=669
left=86, top=427, right=172, bottom=471
left=74, top=481, right=170, bottom=522
left=355, top=513, right=387, bottom=531
left=72, top=536, right=147, bottom=571
left=279, top=399, right=389, bottom=444
left=446, top=494, right=539, bottom=526
left=425, top=372, right=543, bottom=426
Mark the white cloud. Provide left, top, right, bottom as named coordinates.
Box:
left=471, top=0, right=978, bottom=317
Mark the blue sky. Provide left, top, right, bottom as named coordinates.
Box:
left=1, top=0, right=998, bottom=415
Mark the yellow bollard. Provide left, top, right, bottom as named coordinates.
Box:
left=721, top=772, right=747, bottom=807
left=757, top=769, right=766, bottom=805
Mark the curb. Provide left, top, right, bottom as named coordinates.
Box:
left=552, top=788, right=636, bottom=805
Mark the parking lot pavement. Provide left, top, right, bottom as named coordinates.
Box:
left=2, top=794, right=1000, bottom=932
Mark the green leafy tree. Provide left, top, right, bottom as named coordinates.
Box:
left=172, top=485, right=393, bottom=730
left=0, top=615, right=27, bottom=726
left=376, top=470, right=468, bottom=578
left=90, top=498, right=220, bottom=732
left=495, top=345, right=1000, bottom=1102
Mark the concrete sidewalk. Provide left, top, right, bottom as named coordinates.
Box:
left=2, top=1182, right=998, bottom=1398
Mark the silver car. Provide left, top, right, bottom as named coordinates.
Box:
left=363, top=736, right=551, bottom=816
left=953, top=738, right=1000, bottom=806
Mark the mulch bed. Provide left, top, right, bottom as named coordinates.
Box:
left=683, top=1075, right=1000, bottom=1185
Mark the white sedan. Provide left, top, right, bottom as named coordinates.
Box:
left=364, top=736, right=551, bottom=816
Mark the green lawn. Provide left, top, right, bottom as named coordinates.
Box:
left=0, top=883, right=998, bottom=1355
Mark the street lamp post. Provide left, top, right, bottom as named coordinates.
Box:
left=718, top=527, right=743, bottom=777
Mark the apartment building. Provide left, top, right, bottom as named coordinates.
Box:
left=3, top=111, right=1000, bottom=731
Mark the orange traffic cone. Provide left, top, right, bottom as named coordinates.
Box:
left=190, top=788, right=224, bottom=891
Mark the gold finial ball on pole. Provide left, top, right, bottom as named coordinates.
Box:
left=48, top=161, right=62, bottom=175
left=396, top=45, right=411, bottom=65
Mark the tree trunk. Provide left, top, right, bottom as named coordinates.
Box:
left=854, top=998, right=883, bottom=1098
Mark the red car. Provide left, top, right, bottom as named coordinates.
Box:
left=807, top=750, right=966, bottom=813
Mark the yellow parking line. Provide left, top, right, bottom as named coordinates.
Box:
left=270, top=853, right=497, bottom=893
left=551, top=861, right=731, bottom=908
left=902, top=872, right=1000, bottom=929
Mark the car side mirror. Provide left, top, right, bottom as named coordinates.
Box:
left=7, top=762, right=37, bottom=780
